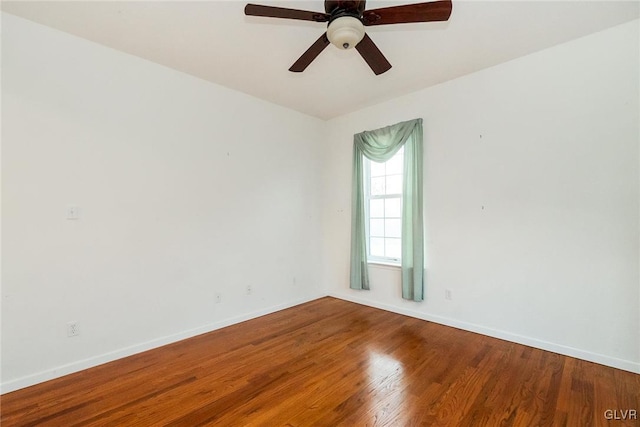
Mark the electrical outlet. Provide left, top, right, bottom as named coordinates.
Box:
left=215, top=292, right=222, bottom=303
left=67, top=321, right=79, bottom=337
left=445, top=289, right=452, bottom=300
left=246, top=285, right=252, bottom=295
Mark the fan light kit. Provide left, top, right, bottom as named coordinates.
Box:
left=245, top=0, right=452, bottom=75
left=327, top=17, right=365, bottom=50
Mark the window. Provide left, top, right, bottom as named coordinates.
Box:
left=365, top=147, right=403, bottom=264
left=350, top=118, right=423, bottom=299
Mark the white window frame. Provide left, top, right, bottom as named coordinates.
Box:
left=364, top=148, right=403, bottom=266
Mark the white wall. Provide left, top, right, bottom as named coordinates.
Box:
left=2, top=12, right=639, bottom=395
left=322, top=20, right=640, bottom=373
left=1, top=13, right=325, bottom=392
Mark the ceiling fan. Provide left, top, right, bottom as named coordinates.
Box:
left=244, top=0, right=452, bottom=75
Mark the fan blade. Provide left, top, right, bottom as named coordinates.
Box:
left=245, top=4, right=329, bottom=22
left=289, top=33, right=331, bottom=72
left=362, top=0, right=452, bottom=26
left=355, top=34, right=392, bottom=75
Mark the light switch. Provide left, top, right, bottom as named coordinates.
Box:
left=66, top=205, right=80, bottom=220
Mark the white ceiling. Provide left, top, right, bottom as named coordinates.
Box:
left=2, top=1, right=638, bottom=120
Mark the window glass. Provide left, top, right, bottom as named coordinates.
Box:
left=370, top=161, right=386, bottom=177
left=386, top=175, right=402, bottom=194
left=370, top=237, right=385, bottom=257
left=370, top=199, right=384, bottom=218
left=365, top=149, right=404, bottom=263
left=371, top=177, right=386, bottom=196
left=385, top=198, right=401, bottom=218
left=370, top=219, right=385, bottom=237
left=385, top=219, right=401, bottom=238
left=386, top=238, right=402, bottom=259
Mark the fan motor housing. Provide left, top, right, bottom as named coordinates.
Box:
left=325, top=0, right=366, bottom=17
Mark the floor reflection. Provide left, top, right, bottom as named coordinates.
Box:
left=365, top=350, right=407, bottom=423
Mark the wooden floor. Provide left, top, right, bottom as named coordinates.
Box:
left=1, top=297, right=638, bottom=426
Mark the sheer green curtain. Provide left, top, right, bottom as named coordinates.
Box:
left=350, top=118, right=424, bottom=301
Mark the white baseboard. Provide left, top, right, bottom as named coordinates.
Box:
left=4, top=290, right=637, bottom=394
left=0, top=293, right=325, bottom=394
left=328, top=291, right=640, bottom=374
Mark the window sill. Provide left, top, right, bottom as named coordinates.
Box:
left=368, top=260, right=401, bottom=270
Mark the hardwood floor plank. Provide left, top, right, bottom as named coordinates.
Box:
left=1, top=297, right=638, bottom=426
